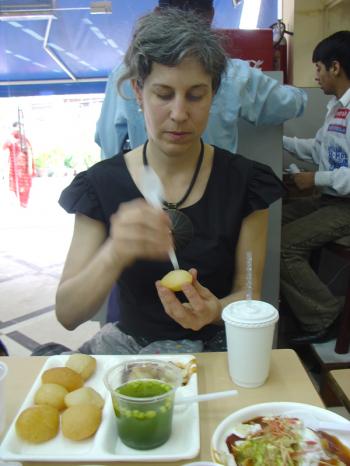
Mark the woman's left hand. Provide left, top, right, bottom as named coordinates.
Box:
left=155, top=269, right=222, bottom=331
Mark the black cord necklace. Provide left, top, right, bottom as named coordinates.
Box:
left=142, top=139, right=204, bottom=249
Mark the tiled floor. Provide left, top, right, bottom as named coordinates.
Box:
left=1, top=177, right=349, bottom=420
left=0, top=177, right=100, bottom=356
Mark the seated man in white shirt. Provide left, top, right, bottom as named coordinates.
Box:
left=95, top=0, right=307, bottom=159
left=281, top=31, right=350, bottom=345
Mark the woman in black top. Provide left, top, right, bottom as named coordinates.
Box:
left=57, top=9, right=285, bottom=353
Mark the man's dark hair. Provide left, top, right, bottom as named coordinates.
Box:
left=158, top=0, right=213, bottom=12
left=312, top=30, right=350, bottom=79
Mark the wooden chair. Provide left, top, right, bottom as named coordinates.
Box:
left=307, top=237, right=350, bottom=407
left=324, top=235, right=350, bottom=354
left=327, top=369, right=350, bottom=413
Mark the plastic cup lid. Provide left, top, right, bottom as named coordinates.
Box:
left=222, top=300, right=279, bottom=327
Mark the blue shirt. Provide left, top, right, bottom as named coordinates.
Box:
left=95, top=59, right=307, bottom=158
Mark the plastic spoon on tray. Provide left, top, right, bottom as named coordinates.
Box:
left=175, top=389, right=238, bottom=405
left=140, top=166, right=179, bottom=270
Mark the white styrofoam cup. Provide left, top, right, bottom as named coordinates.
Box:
left=222, top=300, right=279, bottom=388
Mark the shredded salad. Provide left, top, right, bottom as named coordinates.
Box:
left=225, top=416, right=350, bottom=465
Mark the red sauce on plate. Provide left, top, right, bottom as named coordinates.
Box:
left=317, top=431, right=350, bottom=465
left=225, top=415, right=350, bottom=466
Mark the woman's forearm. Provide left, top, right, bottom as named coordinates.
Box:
left=55, top=238, right=125, bottom=330
left=220, top=288, right=262, bottom=311
left=214, top=209, right=268, bottom=323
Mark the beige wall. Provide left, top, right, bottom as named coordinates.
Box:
left=282, top=0, right=350, bottom=87
left=325, top=2, right=350, bottom=32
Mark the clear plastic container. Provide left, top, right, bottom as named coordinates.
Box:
left=104, top=359, right=182, bottom=449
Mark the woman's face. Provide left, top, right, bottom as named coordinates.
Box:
left=133, top=57, right=213, bottom=155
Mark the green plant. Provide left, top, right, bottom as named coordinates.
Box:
left=64, top=155, right=75, bottom=169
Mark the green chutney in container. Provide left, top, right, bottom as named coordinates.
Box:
left=113, top=378, right=175, bottom=450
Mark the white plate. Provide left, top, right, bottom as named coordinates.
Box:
left=211, top=401, right=350, bottom=464
left=0, top=354, right=200, bottom=462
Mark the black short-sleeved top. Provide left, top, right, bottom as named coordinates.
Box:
left=59, top=147, right=285, bottom=342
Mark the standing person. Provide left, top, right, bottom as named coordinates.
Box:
left=52, top=9, right=285, bottom=355
left=281, top=31, right=350, bottom=345
left=95, top=0, right=307, bottom=159
left=3, top=122, right=34, bottom=208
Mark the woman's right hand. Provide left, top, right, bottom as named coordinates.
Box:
left=107, top=198, right=173, bottom=268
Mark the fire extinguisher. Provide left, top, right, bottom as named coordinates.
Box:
left=270, top=20, right=293, bottom=84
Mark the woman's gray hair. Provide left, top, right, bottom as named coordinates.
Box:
left=118, top=8, right=227, bottom=95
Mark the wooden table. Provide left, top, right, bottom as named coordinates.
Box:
left=0, top=349, right=323, bottom=465
left=328, top=369, right=350, bottom=413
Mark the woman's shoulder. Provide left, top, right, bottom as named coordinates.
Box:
left=58, top=153, right=134, bottom=221
left=87, top=153, right=125, bottom=173
left=212, top=145, right=286, bottom=192
left=212, top=146, right=253, bottom=170
left=84, top=153, right=128, bottom=184
left=213, top=146, right=279, bottom=174
left=63, top=153, right=129, bottom=199
left=211, top=146, right=286, bottom=213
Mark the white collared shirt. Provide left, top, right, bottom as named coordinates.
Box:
left=283, top=87, right=350, bottom=196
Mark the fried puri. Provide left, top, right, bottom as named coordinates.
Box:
left=34, top=383, right=68, bottom=411
left=15, top=405, right=59, bottom=443
left=41, top=367, right=84, bottom=392
left=61, top=404, right=102, bottom=440
left=64, top=387, right=104, bottom=409
left=160, top=269, right=193, bottom=292
left=65, top=353, right=96, bottom=380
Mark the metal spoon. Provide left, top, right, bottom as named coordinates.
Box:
left=140, top=165, right=179, bottom=270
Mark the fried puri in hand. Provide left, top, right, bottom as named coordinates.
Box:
left=34, top=383, right=68, bottom=411
left=64, top=387, right=104, bottom=409
left=61, top=404, right=102, bottom=440
left=41, top=367, right=84, bottom=392
left=15, top=405, right=59, bottom=443
left=160, top=269, right=193, bottom=292
left=65, top=353, right=96, bottom=380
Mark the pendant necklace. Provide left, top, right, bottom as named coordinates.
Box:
left=142, top=139, right=204, bottom=250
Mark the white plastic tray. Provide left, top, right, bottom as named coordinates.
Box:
left=0, top=354, right=200, bottom=462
